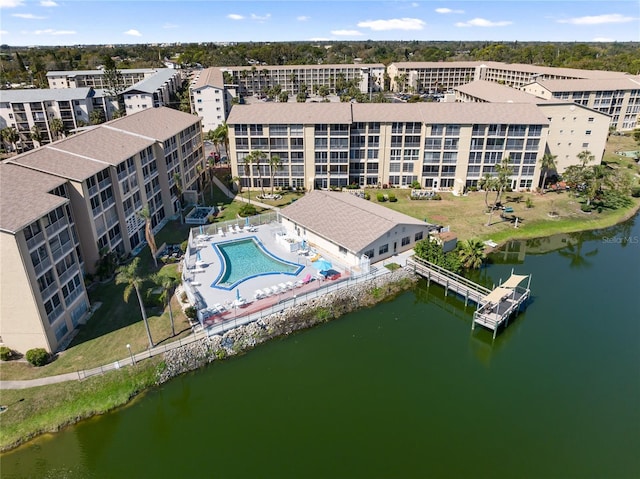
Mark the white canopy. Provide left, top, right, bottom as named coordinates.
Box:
left=501, top=273, right=529, bottom=289
left=483, top=287, right=513, bottom=305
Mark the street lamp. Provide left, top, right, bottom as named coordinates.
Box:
left=126, top=343, right=136, bottom=365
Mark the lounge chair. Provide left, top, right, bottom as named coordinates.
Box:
left=278, top=282, right=288, bottom=292
left=214, top=303, right=226, bottom=312
left=286, top=281, right=295, bottom=290
left=301, top=273, right=313, bottom=284
left=310, top=254, right=321, bottom=262
left=254, top=289, right=265, bottom=300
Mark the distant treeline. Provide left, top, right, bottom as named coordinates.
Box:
left=1, top=40, right=639, bottom=88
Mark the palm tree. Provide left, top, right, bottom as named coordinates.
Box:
left=173, top=173, right=183, bottom=224
left=248, top=149, right=267, bottom=196
left=479, top=174, right=498, bottom=210
left=458, top=239, right=486, bottom=270
left=268, top=154, right=282, bottom=196
left=539, top=153, right=557, bottom=193
left=138, top=206, right=158, bottom=267
left=116, top=257, right=154, bottom=349
left=241, top=157, right=252, bottom=204
left=151, top=270, right=180, bottom=337
left=30, top=125, right=43, bottom=148
left=207, top=155, right=216, bottom=197
left=577, top=150, right=595, bottom=168
left=212, top=122, right=229, bottom=158
left=49, top=117, right=65, bottom=140
left=1, top=127, right=19, bottom=153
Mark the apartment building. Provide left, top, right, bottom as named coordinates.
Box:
left=47, top=68, right=161, bottom=89
left=220, top=63, right=386, bottom=97
left=1, top=107, right=204, bottom=353
left=455, top=81, right=610, bottom=173
left=521, top=76, right=640, bottom=131
left=226, top=102, right=552, bottom=194
left=0, top=88, right=119, bottom=150
left=189, top=67, right=233, bottom=133
left=5, top=107, right=204, bottom=277
left=122, top=68, right=183, bottom=114
left=0, top=163, right=90, bottom=353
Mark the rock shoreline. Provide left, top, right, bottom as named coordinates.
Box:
left=158, top=268, right=417, bottom=384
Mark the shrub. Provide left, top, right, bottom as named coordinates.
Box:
left=410, top=180, right=421, bottom=189
left=525, top=197, right=534, bottom=209
left=26, top=348, right=49, bottom=367
left=239, top=203, right=257, bottom=216
left=364, top=193, right=371, bottom=201
left=207, top=215, right=216, bottom=223
left=0, top=346, right=13, bottom=361
left=180, top=240, right=188, bottom=252
left=631, top=187, right=640, bottom=198
left=184, top=306, right=197, bottom=319
left=376, top=193, right=386, bottom=202
left=580, top=203, right=593, bottom=213
left=388, top=193, right=397, bottom=202
left=432, top=193, right=442, bottom=200
left=469, top=186, right=478, bottom=192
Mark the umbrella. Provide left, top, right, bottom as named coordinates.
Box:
left=236, top=288, right=241, bottom=301
left=312, top=259, right=332, bottom=272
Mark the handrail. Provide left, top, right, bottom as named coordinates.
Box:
left=409, top=257, right=491, bottom=295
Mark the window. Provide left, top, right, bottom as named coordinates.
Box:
left=585, top=130, right=592, bottom=135
left=415, top=232, right=423, bottom=241
left=588, top=117, right=594, bottom=123
left=401, top=236, right=410, bottom=246
left=364, top=249, right=374, bottom=259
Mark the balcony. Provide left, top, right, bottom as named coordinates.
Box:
left=26, top=231, right=45, bottom=250
left=51, top=239, right=73, bottom=262
left=47, top=304, right=65, bottom=324
left=57, top=264, right=79, bottom=285
left=45, top=217, right=68, bottom=237
left=88, top=184, right=99, bottom=197
left=98, top=177, right=111, bottom=191
left=64, top=287, right=84, bottom=307
left=33, top=257, right=52, bottom=277
left=102, top=196, right=115, bottom=210
left=40, top=281, right=59, bottom=302
left=106, top=213, right=119, bottom=229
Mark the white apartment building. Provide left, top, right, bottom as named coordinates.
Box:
left=226, top=102, right=554, bottom=194
left=220, top=63, right=386, bottom=97
left=0, top=88, right=119, bottom=149
left=122, top=68, right=183, bottom=114
left=189, top=67, right=233, bottom=133
left=47, top=68, right=161, bottom=89
left=521, top=76, right=640, bottom=131
left=455, top=81, right=610, bottom=173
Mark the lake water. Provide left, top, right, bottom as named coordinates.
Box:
left=2, top=215, right=639, bottom=479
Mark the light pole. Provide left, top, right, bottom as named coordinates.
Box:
left=126, top=343, right=135, bottom=365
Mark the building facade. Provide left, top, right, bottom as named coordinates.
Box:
left=189, top=68, right=233, bottom=133
left=1, top=107, right=205, bottom=353
left=0, top=164, right=90, bottom=353
left=122, top=68, right=183, bottom=115
left=226, top=102, right=552, bottom=194
left=47, top=68, right=161, bottom=90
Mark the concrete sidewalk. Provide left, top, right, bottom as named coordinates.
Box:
left=0, top=372, right=81, bottom=390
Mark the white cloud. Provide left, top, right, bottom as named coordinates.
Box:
left=227, top=14, right=244, bottom=20
left=297, top=16, right=310, bottom=21
left=331, top=29, right=363, bottom=36
left=250, top=13, right=271, bottom=21
left=12, top=13, right=46, bottom=19
left=163, top=23, right=179, bottom=29
left=455, top=18, right=513, bottom=27
left=435, top=8, right=464, bottom=14
left=40, top=0, right=58, bottom=6
left=592, top=37, right=615, bottom=42
left=357, top=18, right=425, bottom=31
left=0, top=0, right=25, bottom=8
left=33, top=28, right=75, bottom=35
left=124, top=29, right=142, bottom=37
left=557, top=14, right=635, bottom=25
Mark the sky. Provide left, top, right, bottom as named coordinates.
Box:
left=0, top=0, right=639, bottom=46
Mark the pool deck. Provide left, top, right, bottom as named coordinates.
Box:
left=182, top=222, right=351, bottom=324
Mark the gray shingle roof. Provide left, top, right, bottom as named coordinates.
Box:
left=105, top=106, right=201, bottom=141
left=123, top=69, right=179, bottom=94
left=8, top=145, right=108, bottom=182
left=280, top=190, right=426, bottom=253
left=0, top=87, right=94, bottom=102
left=455, top=80, right=551, bottom=104
left=191, top=68, right=225, bottom=90
left=0, top=162, right=69, bottom=233
left=529, top=76, right=640, bottom=92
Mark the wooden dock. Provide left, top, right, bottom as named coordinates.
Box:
left=407, top=257, right=531, bottom=339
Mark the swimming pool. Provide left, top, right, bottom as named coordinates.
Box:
left=211, top=236, right=303, bottom=290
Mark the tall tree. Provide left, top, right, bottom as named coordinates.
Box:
left=1, top=127, right=19, bottom=153
left=102, top=55, right=124, bottom=118
left=49, top=117, right=65, bottom=140
left=212, top=122, right=229, bottom=157
left=139, top=206, right=158, bottom=267
left=577, top=149, right=595, bottom=168
left=150, top=270, right=180, bottom=337
left=173, top=173, right=183, bottom=224
left=247, top=149, right=267, bottom=196
left=30, top=125, right=43, bottom=148
left=116, top=257, right=154, bottom=349
left=539, top=153, right=558, bottom=193
left=268, top=154, right=282, bottom=196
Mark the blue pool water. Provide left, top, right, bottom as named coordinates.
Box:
left=212, top=237, right=303, bottom=289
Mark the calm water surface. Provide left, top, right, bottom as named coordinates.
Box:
left=2, top=216, right=639, bottom=478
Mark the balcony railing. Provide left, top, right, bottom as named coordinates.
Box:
left=40, top=281, right=59, bottom=302
left=102, top=196, right=115, bottom=210
left=47, top=304, right=65, bottom=324
left=58, top=264, right=79, bottom=285
left=88, top=184, right=99, bottom=197
left=64, top=287, right=84, bottom=307
left=51, top=239, right=73, bottom=262
left=45, top=217, right=68, bottom=237
left=33, top=257, right=52, bottom=277
left=26, top=231, right=45, bottom=250
left=98, top=177, right=111, bottom=191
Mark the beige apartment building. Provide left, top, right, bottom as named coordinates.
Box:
left=1, top=107, right=205, bottom=353
left=189, top=67, right=233, bottom=133
left=47, top=68, right=161, bottom=90
left=455, top=80, right=610, bottom=173
left=226, top=102, right=552, bottom=194
left=0, top=163, right=90, bottom=353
